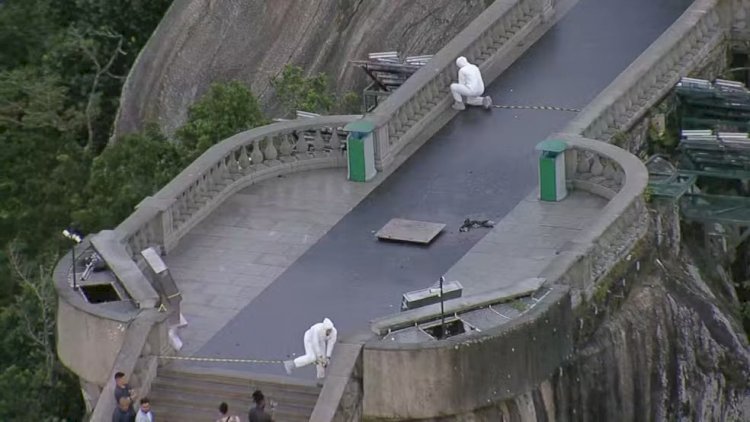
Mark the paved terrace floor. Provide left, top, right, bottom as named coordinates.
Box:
left=166, top=0, right=693, bottom=377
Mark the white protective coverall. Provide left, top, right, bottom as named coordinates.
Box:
left=292, top=318, right=337, bottom=378
left=450, top=56, right=491, bottom=109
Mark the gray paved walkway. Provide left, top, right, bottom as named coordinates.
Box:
left=165, top=169, right=372, bottom=355
left=168, top=0, right=693, bottom=378
left=445, top=189, right=606, bottom=297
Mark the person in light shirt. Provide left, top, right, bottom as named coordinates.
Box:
left=135, top=397, right=153, bottom=422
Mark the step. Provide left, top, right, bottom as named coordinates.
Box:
left=154, top=402, right=311, bottom=422
left=150, top=376, right=319, bottom=408
left=149, top=387, right=315, bottom=417
left=158, top=366, right=320, bottom=395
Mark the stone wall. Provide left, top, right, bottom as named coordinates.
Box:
left=357, top=134, right=651, bottom=420
left=362, top=289, right=572, bottom=421
left=55, top=116, right=357, bottom=419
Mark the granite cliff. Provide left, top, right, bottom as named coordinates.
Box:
left=113, top=0, right=490, bottom=137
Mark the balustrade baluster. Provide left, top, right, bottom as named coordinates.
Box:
left=388, top=121, right=398, bottom=145
left=279, top=133, right=294, bottom=157
left=250, top=140, right=265, bottom=165
left=329, top=129, right=342, bottom=152
left=312, top=129, right=326, bottom=153
left=238, top=145, right=251, bottom=172
left=263, top=136, right=279, bottom=162
left=228, top=148, right=242, bottom=176
left=296, top=133, right=311, bottom=159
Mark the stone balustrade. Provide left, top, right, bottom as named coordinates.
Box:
left=115, top=116, right=358, bottom=261
left=360, top=133, right=650, bottom=420
left=565, top=0, right=730, bottom=142
left=55, top=116, right=358, bottom=416
left=56, top=0, right=748, bottom=418
left=368, top=0, right=556, bottom=170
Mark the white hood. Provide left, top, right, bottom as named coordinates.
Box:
left=322, top=318, right=334, bottom=330
left=456, top=56, right=469, bottom=68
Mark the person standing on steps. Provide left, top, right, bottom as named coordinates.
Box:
left=450, top=56, right=492, bottom=110
left=283, top=317, right=337, bottom=381
left=216, top=402, right=240, bottom=422
left=248, top=390, right=274, bottom=422
left=114, top=372, right=137, bottom=411
left=112, top=396, right=136, bottom=422
left=134, top=397, right=154, bottom=422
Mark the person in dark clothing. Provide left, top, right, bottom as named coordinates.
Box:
left=113, top=396, right=136, bottom=422
left=248, top=390, right=273, bottom=422
left=114, top=372, right=136, bottom=408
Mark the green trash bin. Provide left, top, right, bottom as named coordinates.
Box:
left=535, top=140, right=568, bottom=201
left=344, top=120, right=377, bottom=182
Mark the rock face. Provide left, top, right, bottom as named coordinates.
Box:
left=548, top=259, right=750, bottom=422
left=431, top=251, right=750, bottom=421
left=113, top=0, right=489, bottom=137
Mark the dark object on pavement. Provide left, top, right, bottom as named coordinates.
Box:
left=459, top=219, right=495, bottom=232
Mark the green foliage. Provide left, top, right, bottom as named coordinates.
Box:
left=0, top=248, right=85, bottom=421
left=0, top=69, right=87, bottom=251
left=0, top=0, right=173, bottom=419
left=75, top=126, right=184, bottom=233
left=337, top=90, right=362, bottom=114
left=271, top=65, right=336, bottom=116
left=177, top=81, right=267, bottom=158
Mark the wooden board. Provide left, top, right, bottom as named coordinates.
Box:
left=376, top=218, right=445, bottom=244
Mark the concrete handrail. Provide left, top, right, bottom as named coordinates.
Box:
left=55, top=116, right=357, bottom=419
left=367, top=134, right=648, bottom=340
left=367, top=0, right=555, bottom=170
left=360, top=135, right=650, bottom=420
left=564, top=0, right=730, bottom=140
left=115, top=115, right=358, bottom=258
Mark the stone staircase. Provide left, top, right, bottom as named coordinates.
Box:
left=149, top=365, right=321, bottom=422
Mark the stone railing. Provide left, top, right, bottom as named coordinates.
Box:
left=115, top=116, right=358, bottom=260
left=368, top=0, right=556, bottom=170
left=565, top=0, right=730, bottom=142
left=361, top=134, right=650, bottom=419
left=55, top=116, right=357, bottom=419
left=86, top=310, right=171, bottom=421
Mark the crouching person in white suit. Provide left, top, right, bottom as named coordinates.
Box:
left=450, top=56, right=492, bottom=110
left=284, top=318, right=337, bottom=381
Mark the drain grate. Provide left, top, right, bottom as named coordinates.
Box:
left=80, top=283, right=121, bottom=304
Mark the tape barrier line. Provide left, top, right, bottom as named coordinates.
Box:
left=157, top=355, right=284, bottom=364
left=492, top=104, right=581, bottom=112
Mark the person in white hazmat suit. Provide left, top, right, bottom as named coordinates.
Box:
left=450, top=56, right=492, bottom=110
left=283, top=318, right=337, bottom=380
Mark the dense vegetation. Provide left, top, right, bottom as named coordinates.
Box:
left=0, top=0, right=358, bottom=419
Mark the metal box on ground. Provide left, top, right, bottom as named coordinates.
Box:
left=344, top=120, right=377, bottom=182
left=535, top=140, right=568, bottom=201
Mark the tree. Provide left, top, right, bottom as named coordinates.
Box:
left=176, top=81, right=267, bottom=158
left=75, top=125, right=184, bottom=233
left=0, top=246, right=85, bottom=421
left=271, top=65, right=336, bottom=116
left=0, top=69, right=86, bottom=253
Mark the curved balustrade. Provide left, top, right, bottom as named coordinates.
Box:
left=368, top=0, right=555, bottom=170
left=117, top=116, right=358, bottom=258
left=566, top=0, right=730, bottom=141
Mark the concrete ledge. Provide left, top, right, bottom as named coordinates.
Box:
left=564, top=0, right=729, bottom=138
left=362, top=288, right=572, bottom=420
left=88, top=311, right=164, bottom=422
left=310, top=342, right=364, bottom=422
left=91, top=231, right=159, bottom=309
left=370, top=277, right=545, bottom=336
left=572, top=179, right=618, bottom=200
